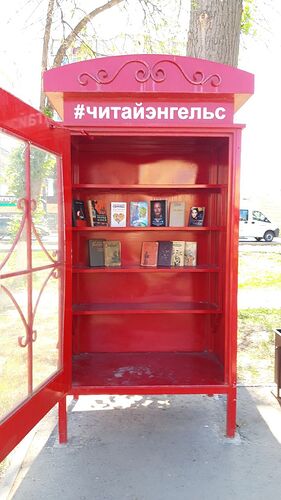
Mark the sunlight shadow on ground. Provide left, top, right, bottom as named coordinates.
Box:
left=71, top=394, right=171, bottom=412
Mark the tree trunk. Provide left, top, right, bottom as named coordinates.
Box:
left=186, top=0, right=243, bottom=67
left=40, top=0, right=55, bottom=111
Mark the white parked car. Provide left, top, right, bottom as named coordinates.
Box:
left=239, top=208, right=279, bottom=242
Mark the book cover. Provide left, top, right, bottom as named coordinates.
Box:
left=130, top=201, right=148, bottom=227
left=150, top=200, right=167, bottom=227
left=110, top=202, right=127, bottom=227
left=87, top=200, right=108, bottom=227
left=88, top=239, right=105, bottom=267
left=72, top=200, right=87, bottom=227
left=140, top=241, right=159, bottom=267
left=171, top=241, right=185, bottom=267
left=104, top=240, right=121, bottom=267
left=188, top=207, right=205, bottom=226
left=157, top=241, right=173, bottom=267
left=169, top=201, right=185, bottom=227
left=184, top=242, right=197, bottom=267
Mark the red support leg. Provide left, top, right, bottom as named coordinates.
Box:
left=226, top=387, right=237, bottom=438
left=58, top=396, right=67, bottom=443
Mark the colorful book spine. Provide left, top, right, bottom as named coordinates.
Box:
left=171, top=241, right=185, bottom=267
left=141, top=241, right=159, bottom=267
left=110, top=202, right=127, bottom=227
left=157, top=241, right=173, bottom=267
left=150, top=200, right=167, bottom=227
left=188, top=207, right=205, bottom=226
left=169, top=201, right=185, bottom=227
left=104, top=240, right=121, bottom=267
left=130, top=201, right=148, bottom=227
left=184, top=242, right=197, bottom=266
left=88, top=239, right=105, bottom=267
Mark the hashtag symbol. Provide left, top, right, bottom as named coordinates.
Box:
left=73, top=104, right=85, bottom=119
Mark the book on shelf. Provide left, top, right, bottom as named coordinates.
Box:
left=169, top=201, right=185, bottom=227
left=188, top=207, right=205, bottom=226
left=171, top=241, right=185, bottom=267
left=110, top=202, right=127, bottom=227
left=104, top=240, right=121, bottom=267
left=87, top=200, right=108, bottom=227
left=130, top=201, right=148, bottom=227
left=184, top=242, right=197, bottom=267
left=157, top=241, right=173, bottom=267
left=150, top=200, right=167, bottom=227
left=88, top=239, right=105, bottom=267
left=140, top=241, right=159, bottom=267
left=72, top=200, right=87, bottom=227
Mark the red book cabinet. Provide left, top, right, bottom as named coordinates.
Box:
left=0, top=55, right=254, bottom=460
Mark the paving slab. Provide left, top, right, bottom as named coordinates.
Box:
left=2, top=387, right=281, bottom=500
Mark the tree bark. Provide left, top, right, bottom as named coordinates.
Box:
left=40, top=0, right=55, bottom=111
left=186, top=0, right=243, bottom=67
left=53, top=0, right=125, bottom=68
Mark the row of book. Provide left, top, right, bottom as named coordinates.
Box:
left=141, top=241, right=197, bottom=267
left=73, top=199, right=205, bottom=228
left=88, top=239, right=197, bottom=268
left=89, top=240, right=121, bottom=267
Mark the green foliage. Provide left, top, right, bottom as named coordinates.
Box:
left=6, top=145, right=55, bottom=199
left=241, top=0, right=257, bottom=36
left=6, top=144, right=26, bottom=199
left=43, top=105, right=54, bottom=118
left=5, top=145, right=56, bottom=235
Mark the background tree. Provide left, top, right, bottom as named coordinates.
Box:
left=40, top=0, right=185, bottom=112
left=186, top=0, right=256, bottom=67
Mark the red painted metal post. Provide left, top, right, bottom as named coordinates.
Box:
left=25, top=142, right=33, bottom=396
left=226, top=386, right=237, bottom=437
left=58, top=397, right=67, bottom=443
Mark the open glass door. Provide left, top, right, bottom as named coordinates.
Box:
left=0, top=89, right=70, bottom=462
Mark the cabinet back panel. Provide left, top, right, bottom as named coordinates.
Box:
left=73, top=315, right=210, bottom=353
left=72, top=136, right=229, bottom=186
left=73, top=273, right=219, bottom=305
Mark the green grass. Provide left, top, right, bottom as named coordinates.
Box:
left=238, top=248, right=281, bottom=384
left=239, top=251, right=281, bottom=289
left=238, top=308, right=281, bottom=385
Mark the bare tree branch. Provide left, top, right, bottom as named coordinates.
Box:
left=53, top=0, right=125, bottom=67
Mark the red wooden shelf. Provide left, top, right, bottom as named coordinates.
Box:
left=72, top=183, right=226, bottom=191
left=72, top=301, right=221, bottom=315
left=71, top=352, right=225, bottom=392
left=72, top=265, right=220, bottom=273
left=72, top=226, right=224, bottom=232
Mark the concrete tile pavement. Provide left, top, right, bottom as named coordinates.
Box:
left=2, top=387, right=281, bottom=500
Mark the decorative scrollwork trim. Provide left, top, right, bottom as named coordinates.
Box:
left=0, top=198, right=27, bottom=272
left=1, top=284, right=29, bottom=347
left=31, top=223, right=57, bottom=265
left=78, top=59, right=222, bottom=88
left=32, top=266, right=58, bottom=328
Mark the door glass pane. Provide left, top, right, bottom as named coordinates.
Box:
left=30, top=146, right=61, bottom=267
left=32, top=268, right=62, bottom=390
left=29, top=145, right=64, bottom=391
left=0, top=131, right=27, bottom=275
left=0, top=275, right=29, bottom=422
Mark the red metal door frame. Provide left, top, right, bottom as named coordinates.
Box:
left=0, top=89, right=71, bottom=462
